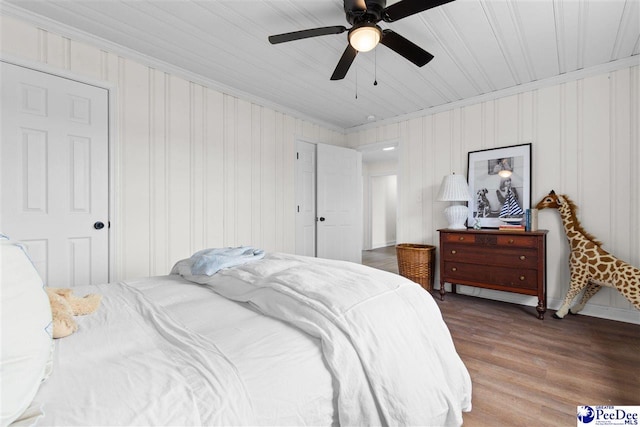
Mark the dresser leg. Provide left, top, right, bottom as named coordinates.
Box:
left=439, top=281, right=446, bottom=301
left=536, top=300, right=546, bottom=320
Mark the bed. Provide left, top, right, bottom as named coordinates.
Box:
left=1, top=238, right=472, bottom=426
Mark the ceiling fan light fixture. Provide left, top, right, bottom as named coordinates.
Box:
left=349, top=25, right=381, bottom=52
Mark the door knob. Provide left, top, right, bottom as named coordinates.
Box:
left=318, top=217, right=326, bottom=222
left=94, top=221, right=105, bottom=230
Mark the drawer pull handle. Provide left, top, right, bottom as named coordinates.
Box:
left=458, top=236, right=465, bottom=241
left=520, top=255, right=526, bottom=260
left=451, top=250, right=457, bottom=254
left=520, top=275, right=525, bottom=281
left=508, top=239, right=514, bottom=244
left=451, top=267, right=457, bottom=272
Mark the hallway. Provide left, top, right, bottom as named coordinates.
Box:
left=361, top=245, right=398, bottom=274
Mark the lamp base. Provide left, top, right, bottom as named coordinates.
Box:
left=444, top=205, right=468, bottom=229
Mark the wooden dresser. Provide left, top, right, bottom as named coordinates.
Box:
left=438, top=228, right=548, bottom=319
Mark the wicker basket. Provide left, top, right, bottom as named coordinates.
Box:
left=396, top=244, right=436, bottom=291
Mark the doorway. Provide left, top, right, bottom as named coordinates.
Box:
left=370, top=174, right=397, bottom=248
left=359, top=141, right=399, bottom=251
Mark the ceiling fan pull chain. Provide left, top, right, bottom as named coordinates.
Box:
left=374, top=47, right=378, bottom=86
left=355, top=68, right=358, bottom=99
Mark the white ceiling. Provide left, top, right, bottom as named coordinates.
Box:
left=4, top=0, right=639, bottom=130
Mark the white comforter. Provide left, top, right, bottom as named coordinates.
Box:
left=34, top=282, right=254, bottom=426
left=173, top=252, right=472, bottom=426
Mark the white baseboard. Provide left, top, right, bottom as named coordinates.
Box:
left=370, top=241, right=396, bottom=250
left=436, top=284, right=640, bottom=325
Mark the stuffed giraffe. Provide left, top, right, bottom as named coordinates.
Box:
left=536, top=190, right=640, bottom=318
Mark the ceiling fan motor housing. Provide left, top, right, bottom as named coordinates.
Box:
left=344, top=0, right=387, bottom=25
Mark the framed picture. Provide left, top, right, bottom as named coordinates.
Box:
left=467, top=143, right=532, bottom=229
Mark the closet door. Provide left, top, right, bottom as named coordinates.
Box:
left=0, top=61, right=109, bottom=286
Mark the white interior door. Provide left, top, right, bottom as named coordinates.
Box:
left=316, top=143, right=362, bottom=263
left=0, top=61, right=109, bottom=287
left=295, top=141, right=316, bottom=257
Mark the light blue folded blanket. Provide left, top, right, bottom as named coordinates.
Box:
left=190, top=246, right=265, bottom=276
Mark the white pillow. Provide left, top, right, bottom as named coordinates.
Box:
left=0, top=237, right=53, bottom=427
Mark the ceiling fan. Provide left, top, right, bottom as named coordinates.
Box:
left=268, top=0, right=455, bottom=80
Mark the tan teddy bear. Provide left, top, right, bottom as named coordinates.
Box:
left=45, top=287, right=102, bottom=338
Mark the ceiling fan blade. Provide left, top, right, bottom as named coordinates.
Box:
left=383, top=0, right=455, bottom=22
left=268, top=26, right=347, bottom=44
left=330, top=44, right=358, bottom=80
left=379, top=29, right=434, bottom=67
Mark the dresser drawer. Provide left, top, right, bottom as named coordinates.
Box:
left=496, top=235, right=538, bottom=248
left=443, top=232, right=539, bottom=249
left=442, top=233, right=476, bottom=244
left=442, top=245, right=538, bottom=269
left=442, top=261, right=538, bottom=291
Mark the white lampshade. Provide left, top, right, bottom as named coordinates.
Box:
left=437, top=173, right=471, bottom=229
left=437, top=173, right=471, bottom=202
left=349, top=25, right=381, bottom=52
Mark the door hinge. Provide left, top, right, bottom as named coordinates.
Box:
left=296, top=152, right=299, bottom=160
left=297, top=205, right=300, bottom=213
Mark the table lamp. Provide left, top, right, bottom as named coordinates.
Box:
left=437, top=173, right=471, bottom=229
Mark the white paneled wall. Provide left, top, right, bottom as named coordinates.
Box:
left=349, top=66, right=640, bottom=324
left=0, top=15, right=346, bottom=280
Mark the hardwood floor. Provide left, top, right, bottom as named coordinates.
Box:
left=362, top=245, right=399, bottom=274
left=362, top=246, right=640, bottom=426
